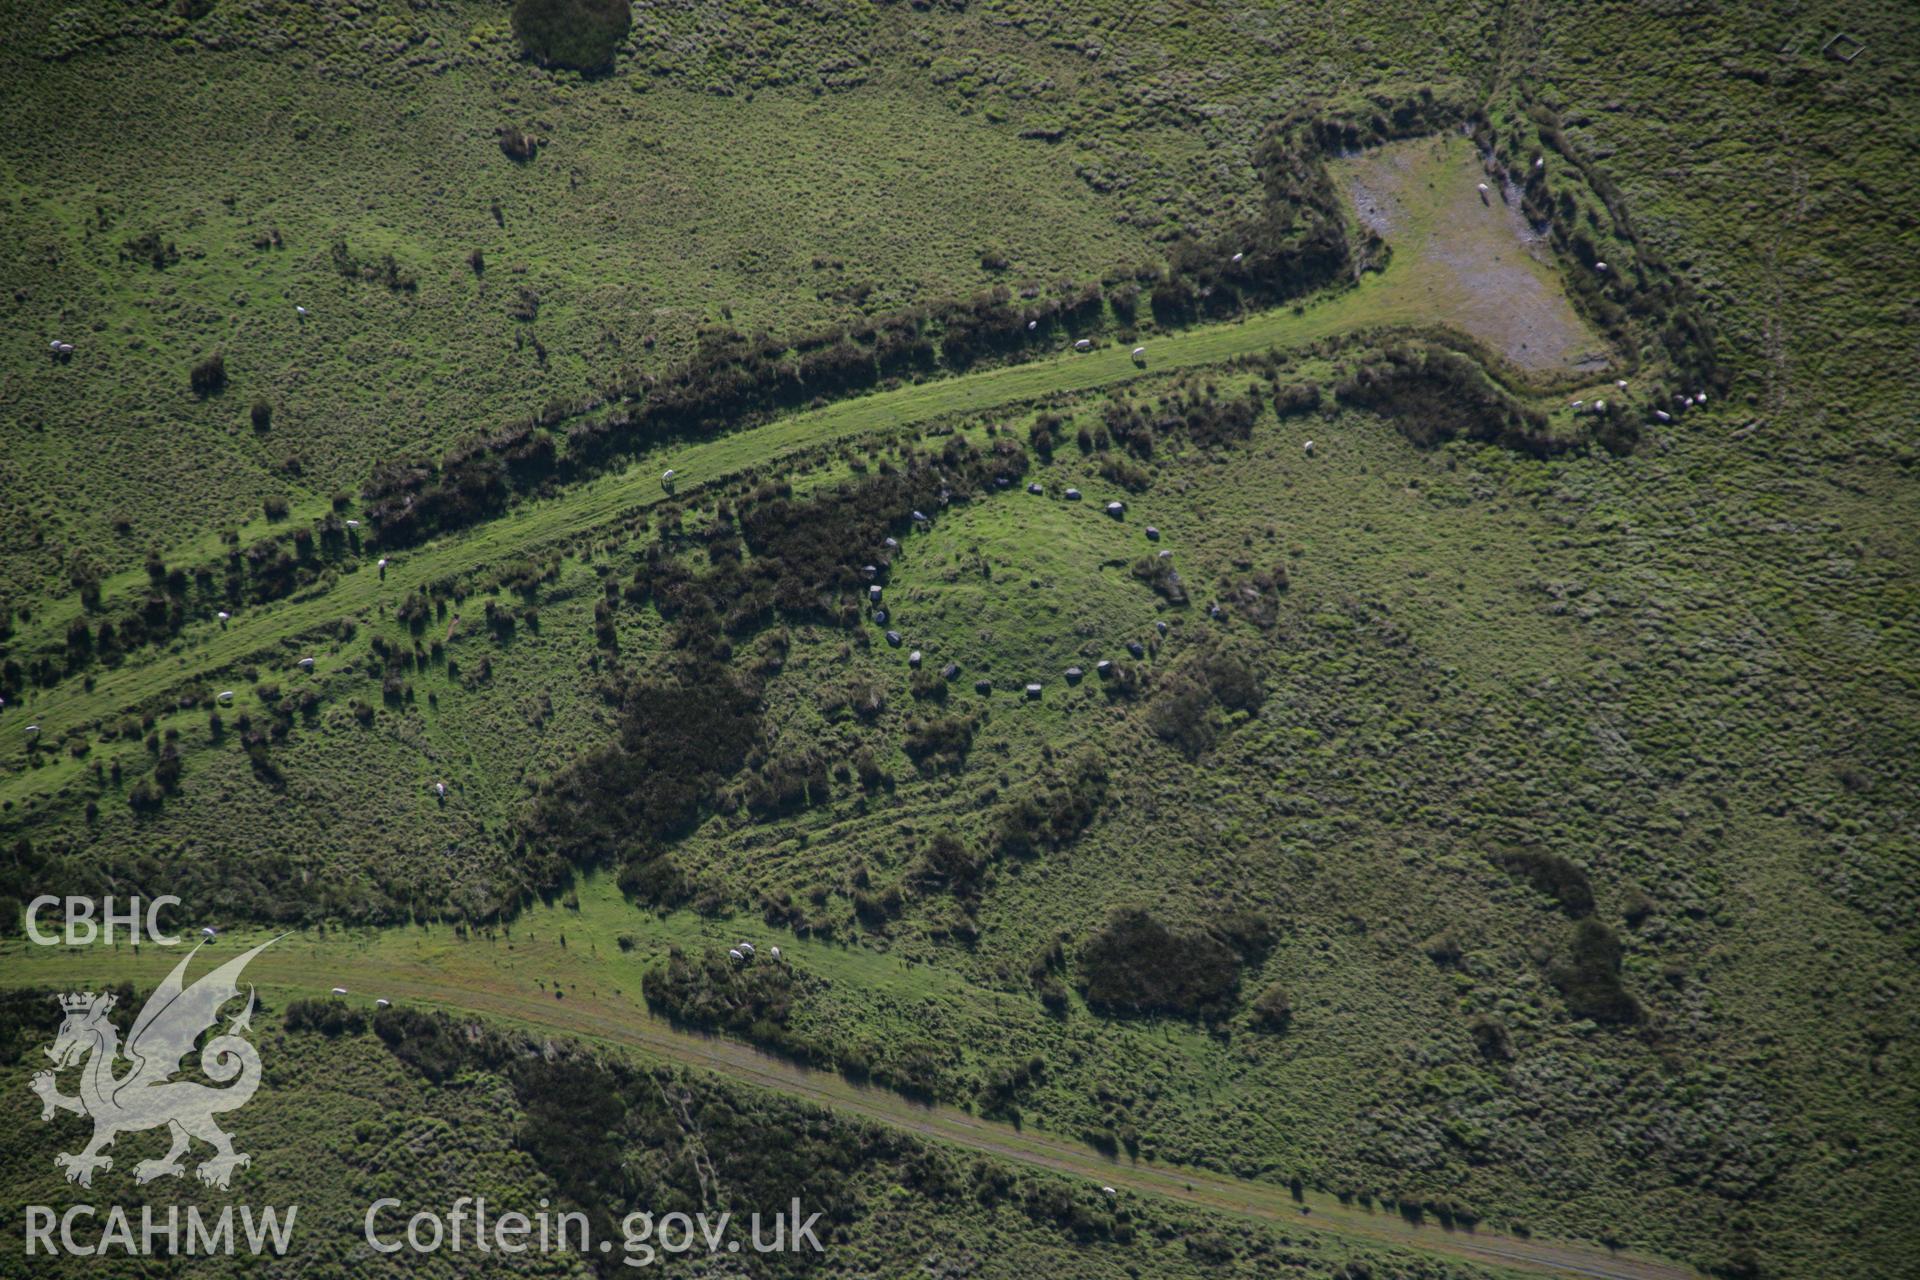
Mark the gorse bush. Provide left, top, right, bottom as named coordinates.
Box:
left=1147, top=645, right=1263, bottom=759
left=744, top=750, right=831, bottom=817
left=1550, top=919, right=1641, bottom=1025
left=524, top=664, right=759, bottom=880
left=122, top=229, right=179, bottom=270
left=1335, top=342, right=1562, bottom=455
left=1131, top=554, right=1188, bottom=605
left=189, top=351, right=225, bottom=396
left=1075, top=904, right=1275, bottom=1023
left=498, top=128, right=538, bottom=162
left=642, top=945, right=802, bottom=1041
left=511, top=0, right=631, bottom=72
left=284, top=997, right=365, bottom=1037
left=1147, top=673, right=1219, bottom=758
left=1273, top=382, right=1321, bottom=417
left=329, top=239, right=418, bottom=293
left=1495, top=848, right=1595, bottom=918
left=993, top=752, right=1109, bottom=857
left=913, top=833, right=985, bottom=894
left=371, top=1005, right=464, bottom=1081
left=1076, top=909, right=1242, bottom=1021
left=1249, top=983, right=1292, bottom=1032
left=902, top=713, right=975, bottom=769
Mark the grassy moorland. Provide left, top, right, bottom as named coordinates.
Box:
left=2, top=1, right=1917, bottom=1279
left=0, top=139, right=1628, bottom=768
left=8, top=343, right=1913, bottom=1276
left=7, top=989, right=1540, bottom=1280
left=0, top=0, right=1505, bottom=601
left=0, top=930, right=1697, bottom=1280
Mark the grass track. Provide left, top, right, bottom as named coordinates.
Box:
left=1, top=131, right=1621, bottom=764
left=0, top=928, right=1698, bottom=1280
left=0, top=261, right=1615, bottom=768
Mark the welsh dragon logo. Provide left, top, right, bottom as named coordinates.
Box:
left=30, top=938, right=280, bottom=1189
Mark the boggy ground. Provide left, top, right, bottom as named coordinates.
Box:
left=1339, top=135, right=1609, bottom=373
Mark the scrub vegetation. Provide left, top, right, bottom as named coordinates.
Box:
left=2, top=989, right=1478, bottom=1279
left=1, top=1, right=1916, bottom=1279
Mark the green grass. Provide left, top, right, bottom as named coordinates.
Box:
left=0, top=898, right=1698, bottom=1280
left=12, top=362, right=1913, bottom=1275
left=2, top=1, right=1917, bottom=1278
left=0, top=0, right=1506, bottom=601
left=4, top=224, right=1915, bottom=1276
left=1, top=146, right=1625, bottom=766
left=4, top=985, right=1487, bottom=1280
left=0, top=35, right=1142, bottom=597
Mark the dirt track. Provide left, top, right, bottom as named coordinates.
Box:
left=2, top=942, right=1699, bottom=1280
